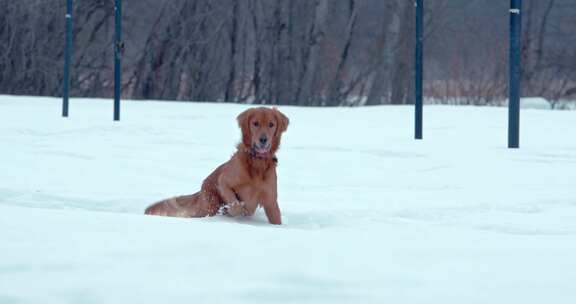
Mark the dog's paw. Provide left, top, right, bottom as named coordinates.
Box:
left=221, top=201, right=247, bottom=217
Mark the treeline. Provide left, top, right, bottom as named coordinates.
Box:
left=1, top=0, right=575, bottom=108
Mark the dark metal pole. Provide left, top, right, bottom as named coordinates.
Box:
left=415, top=0, right=423, bottom=140
left=62, top=0, right=73, bottom=117
left=114, top=0, right=122, bottom=121
left=508, top=0, right=522, bottom=148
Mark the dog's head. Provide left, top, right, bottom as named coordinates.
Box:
left=237, top=107, right=289, bottom=156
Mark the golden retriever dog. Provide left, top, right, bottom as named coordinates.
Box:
left=145, top=107, right=289, bottom=225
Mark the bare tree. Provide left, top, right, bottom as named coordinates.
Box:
left=2, top=0, right=575, bottom=108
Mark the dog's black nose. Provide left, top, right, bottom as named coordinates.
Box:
left=259, top=136, right=268, bottom=145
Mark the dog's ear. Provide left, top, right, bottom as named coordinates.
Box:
left=273, top=107, right=289, bottom=135
left=237, top=108, right=254, bottom=147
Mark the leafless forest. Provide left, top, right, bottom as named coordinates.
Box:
left=1, top=0, right=575, bottom=107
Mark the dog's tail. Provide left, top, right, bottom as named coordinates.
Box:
left=144, top=193, right=207, bottom=218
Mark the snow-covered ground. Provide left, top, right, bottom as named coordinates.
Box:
left=1, top=95, right=576, bottom=304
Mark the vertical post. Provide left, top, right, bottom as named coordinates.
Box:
left=508, top=0, right=522, bottom=148
left=114, top=0, right=122, bottom=121
left=62, top=0, right=73, bottom=117
left=415, top=0, right=423, bottom=140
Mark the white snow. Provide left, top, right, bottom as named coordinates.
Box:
left=1, top=95, right=576, bottom=304
left=520, top=97, right=551, bottom=109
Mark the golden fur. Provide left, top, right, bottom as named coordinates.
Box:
left=144, top=107, right=289, bottom=225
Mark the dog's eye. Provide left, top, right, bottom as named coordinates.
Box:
left=253, top=121, right=260, bottom=127
left=268, top=122, right=274, bottom=128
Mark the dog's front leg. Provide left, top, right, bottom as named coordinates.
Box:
left=217, top=182, right=240, bottom=205
left=216, top=177, right=247, bottom=216
left=263, top=200, right=281, bottom=225
left=261, top=190, right=281, bottom=225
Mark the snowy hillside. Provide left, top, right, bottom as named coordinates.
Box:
left=1, top=95, right=576, bottom=304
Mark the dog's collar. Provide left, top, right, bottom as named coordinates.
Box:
left=241, top=147, right=278, bottom=163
